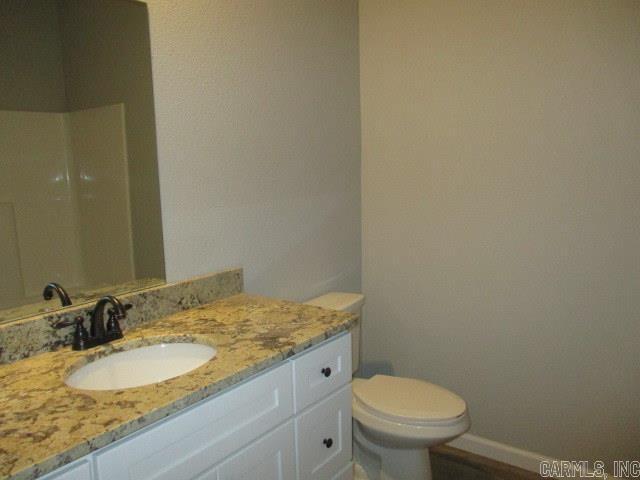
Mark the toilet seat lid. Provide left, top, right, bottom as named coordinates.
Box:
left=353, top=375, right=467, bottom=424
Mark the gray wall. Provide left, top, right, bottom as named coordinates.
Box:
left=0, top=0, right=66, bottom=112
left=59, top=0, right=165, bottom=281
left=360, top=0, right=639, bottom=467
left=146, top=0, right=361, bottom=300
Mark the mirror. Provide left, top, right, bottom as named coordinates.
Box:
left=0, top=0, right=165, bottom=323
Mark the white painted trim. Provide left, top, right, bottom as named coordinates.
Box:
left=448, top=433, right=557, bottom=473
left=447, top=434, right=613, bottom=478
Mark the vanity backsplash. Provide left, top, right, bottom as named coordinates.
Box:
left=0, top=268, right=243, bottom=364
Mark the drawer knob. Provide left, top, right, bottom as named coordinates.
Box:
left=323, top=438, right=333, bottom=448
left=321, top=367, right=332, bottom=378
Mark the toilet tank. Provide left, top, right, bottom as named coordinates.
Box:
left=304, top=292, right=365, bottom=374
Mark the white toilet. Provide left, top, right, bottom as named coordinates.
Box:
left=305, top=292, right=470, bottom=480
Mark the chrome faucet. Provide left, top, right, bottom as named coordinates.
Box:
left=53, top=295, right=132, bottom=350
left=43, top=282, right=72, bottom=307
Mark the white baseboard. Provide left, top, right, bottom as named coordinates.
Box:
left=447, top=433, right=556, bottom=474
left=447, top=434, right=615, bottom=478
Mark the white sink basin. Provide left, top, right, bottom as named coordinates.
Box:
left=66, top=342, right=216, bottom=390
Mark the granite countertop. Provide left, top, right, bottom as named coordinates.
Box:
left=0, top=294, right=356, bottom=480
left=0, top=277, right=164, bottom=325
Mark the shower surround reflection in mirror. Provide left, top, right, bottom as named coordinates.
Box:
left=0, top=0, right=165, bottom=322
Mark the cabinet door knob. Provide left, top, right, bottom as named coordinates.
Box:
left=321, top=367, right=332, bottom=378
left=323, top=438, right=333, bottom=448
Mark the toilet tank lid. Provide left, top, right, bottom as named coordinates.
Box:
left=304, top=292, right=365, bottom=313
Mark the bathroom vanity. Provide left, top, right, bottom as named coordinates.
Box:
left=0, top=289, right=357, bottom=480
left=43, top=334, right=352, bottom=480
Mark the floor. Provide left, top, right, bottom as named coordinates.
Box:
left=354, top=445, right=545, bottom=480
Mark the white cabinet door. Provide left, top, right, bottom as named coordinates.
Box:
left=292, top=333, right=351, bottom=412
left=216, top=421, right=295, bottom=480
left=39, top=458, right=93, bottom=480
left=95, top=363, right=293, bottom=480
left=296, top=384, right=352, bottom=480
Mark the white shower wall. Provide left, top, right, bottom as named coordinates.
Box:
left=0, top=110, right=83, bottom=307
left=0, top=105, right=133, bottom=309
left=68, top=104, right=135, bottom=288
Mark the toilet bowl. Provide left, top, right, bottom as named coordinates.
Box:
left=353, top=375, right=470, bottom=480
left=305, top=292, right=470, bottom=480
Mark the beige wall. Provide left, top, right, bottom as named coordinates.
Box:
left=0, top=0, right=67, bottom=112
left=360, top=0, right=639, bottom=467
left=145, top=0, right=361, bottom=300
left=59, top=0, right=165, bottom=281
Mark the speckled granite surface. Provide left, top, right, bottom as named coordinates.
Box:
left=0, top=293, right=356, bottom=480
left=0, top=269, right=242, bottom=364
left=0, top=278, right=164, bottom=325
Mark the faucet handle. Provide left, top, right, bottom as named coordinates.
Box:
left=107, top=303, right=133, bottom=318
left=53, top=316, right=89, bottom=350
left=71, top=317, right=90, bottom=350
left=106, top=312, right=122, bottom=335
left=87, top=304, right=130, bottom=317
left=106, top=305, right=130, bottom=337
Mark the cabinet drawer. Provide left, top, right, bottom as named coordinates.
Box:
left=95, top=362, right=293, bottom=480
left=292, top=333, right=351, bottom=412
left=39, top=458, right=93, bottom=480
left=295, top=384, right=352, bottom=480
left=216, top=421, right=295, bottom=480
